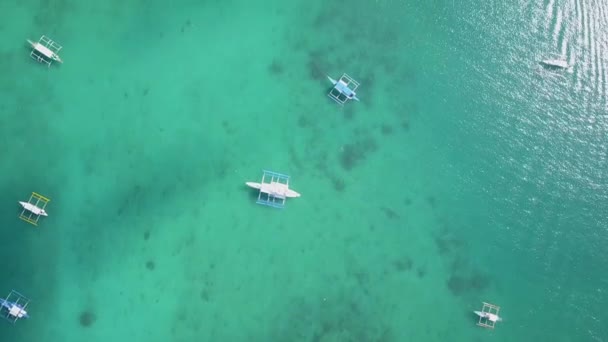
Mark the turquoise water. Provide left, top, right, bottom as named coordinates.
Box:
left=1, top=0, right=607, bottom=341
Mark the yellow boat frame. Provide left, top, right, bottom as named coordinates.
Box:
left=19, top=192, right=50, bottom=226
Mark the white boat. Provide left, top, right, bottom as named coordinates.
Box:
left=1, top=300, right=28, bottom=318
left=0, top=290, right=30, bottom=321
left=246, top=182, right=301, bottom=198
left=19, top=201, right=48, bottom=216
left=1, top=301, right=28, bottom=319
left=327, top=75, right=360, bottom=102
left=541, top=59, right=569, bottom=69
left=474, top=310, right=502, bottom=322
left=27, top=39, right=62, bottom=63
left=9, top=305, right=28, bottom=318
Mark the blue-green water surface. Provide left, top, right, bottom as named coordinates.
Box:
left=0, top=0, right=607, bottom=341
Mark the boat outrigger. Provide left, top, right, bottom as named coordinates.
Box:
left=246, top=170, right=300, bottom=208
left=327, top=73, right=360, bottom=105
left=19, top=192, right=50, bottom=226
left=0, top=290, right=30, bottom=324
left=27, top=35, right=63, bottom=67
left=474, top=302, right=502, bottom=329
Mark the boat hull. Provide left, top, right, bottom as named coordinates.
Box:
left=246, top=182, right=261, bottom=190
left=285, top=189, right=301, bottom=198
left=474, top=310, right=500, bottom=322
left=541, top=60, right=569, bottom=69
left=19, top=201, right=48, bottom=216
left=246, top=182, right=300, bottom=198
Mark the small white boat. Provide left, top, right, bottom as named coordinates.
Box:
left=0, top=290, right=30, bottom=321
left=246, top=182, right=301, bottom=198
left=541, top=59, right=569, bottom=69
left=27, top=38, right=62, bottom=63
left=10, top=305, right=28, bottom=318
left=327, top=75, right=360, bottom=102
left=19, top=201, right=48, bottom=216
left=474, top=310, right=502, bottom=322
left=1, top=300, right=28, bottom=318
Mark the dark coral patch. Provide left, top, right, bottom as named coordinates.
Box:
left=268, top=59, right=284, bottom=75
left=380, top=124, right=393, bottom=135
left=146, top=260, right=156, bottom=271
left=447, top=273, right=490, bottom=296
left=392, top=256, right=413, bottom=272
left=79, top=311, right=96, bottom=327
left=339, top=138, right=377, bottom=171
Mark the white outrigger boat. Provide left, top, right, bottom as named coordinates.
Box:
left=327, top=73, right=360, bottom=104
left=18, top=192, right=50, bottom=226
left=246, top=170, right=300, bottom=208
left=27, top=35, right=63, bottom=66
left=0, top=290, right=30, bottom=324
left=475, top=302, right=502, bottom=329
left=1, top=298, right=28, bottom=320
